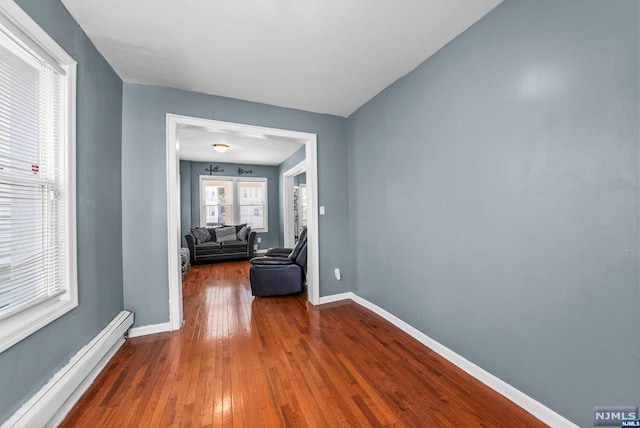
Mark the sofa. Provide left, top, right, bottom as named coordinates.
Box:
left=185, top=224, right=256, bottom=264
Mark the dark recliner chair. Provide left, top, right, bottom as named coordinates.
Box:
left=264, top=227, right=307, bottom=258
left=249, top=230, right=307, bottom=297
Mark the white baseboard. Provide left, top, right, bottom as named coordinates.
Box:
left=318, top=292, right=352, bottom=304
left=2, top=311, right=134, bottom=428
left=128, top=321, right=171, bottom=338
left=346, top=293, right=577, bottom=428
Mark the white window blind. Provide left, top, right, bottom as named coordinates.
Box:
left=0, top=25, right=67, bottom=321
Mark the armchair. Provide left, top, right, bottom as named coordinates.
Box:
left=249, top=231, right=307, bottom=297
left=264, top=227, right=307, bottom=258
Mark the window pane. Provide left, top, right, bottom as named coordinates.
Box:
left=202, top=179, right=234, bottom=227
left=0, top=2, right=77, bottom=352
left=299, top=186, right=307, bottom=227
left=238, top=180, right=266, bottom=229
left=204, top=180, right=232, bottom=205
left=204, top=204, right=233, bottom=227
left=240, top=205, right=264, bottom=229
left=0, top=38, right=40, bottom=175
left=0, top=30, right=67, bottom=321
left=238, top=181, right=264, bottom=204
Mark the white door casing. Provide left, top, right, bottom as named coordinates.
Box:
left=166, top=115, right=320, bottom=331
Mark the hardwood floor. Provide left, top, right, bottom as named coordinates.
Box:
left=61, top=261, right=544, bottom=427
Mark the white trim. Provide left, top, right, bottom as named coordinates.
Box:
left=127, top=321, right=172, bottom=338
left=0, top=300, right=77, bottom=354
left=0, top=1, right=75, bottom=66
left=347, top=293, right=578, bottom=428
left=65, top=53, right=79, bottom=334
left=304, top=135, right=320, bottom=305
left=2, top=311, right=133, bottom=428
left=49, top=336, right=123, bottom=427
left=318, top=292, right=352, bottom=305
left=166, top=115, right=321, bottom=315
left=282, top=160, right=306, bottom=248
left=0, top=0, right=78, bottom=354
left=166, top=116, right=184, bottom=331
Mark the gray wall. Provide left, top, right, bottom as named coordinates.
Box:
left=181, top=161, right=280, bottom=250
left=279, top=145, right=306, bottom=172
left=277, top=145, right=306, bottom=247
left=122, top=84, right=350, bottom=327
left=0, top=0, right=124, bottom=422
left=347, top=0, right=639, bottom=426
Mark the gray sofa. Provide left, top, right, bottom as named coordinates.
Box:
left=185, top=224, right=256, bottom=264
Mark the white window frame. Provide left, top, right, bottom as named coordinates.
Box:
left=0, top=2, right=77, bottom=354
left=200, top=176, right=234, bottom=227
left=199, top=175, right=268, bottom=232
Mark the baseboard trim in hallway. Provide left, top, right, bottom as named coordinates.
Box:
left=128, top=321, right=172, bottom=338
left=318, top=292, right=352, bottom=304
left=320, top=292, right=577, bottom=428
left=2, top=311, right=133, bottom=428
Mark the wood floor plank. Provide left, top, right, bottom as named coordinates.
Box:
left=60, top=261, right=545, bottom=427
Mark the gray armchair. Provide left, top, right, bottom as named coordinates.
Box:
left=249, top=229, right=307, bottom=297
left=264, top=227, right=307, bottom=258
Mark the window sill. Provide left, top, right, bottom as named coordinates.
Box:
left=0, top=298, right=77, bottom=354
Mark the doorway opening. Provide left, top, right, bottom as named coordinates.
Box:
left=283, top=160, right=307, bottom=248
left=166, top=114, right=320, bottom=330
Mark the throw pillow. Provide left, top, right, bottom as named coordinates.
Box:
left=237, top=225, right=248, bottom=241
left=191, top=227, right=210, bottom=244
left=215, top=226, right=237, bottom=243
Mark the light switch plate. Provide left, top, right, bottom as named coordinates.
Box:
left=320, top=206, right=325, bottom=215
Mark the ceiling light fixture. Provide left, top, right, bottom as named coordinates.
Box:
left=213, top=143, right=229, bottom=153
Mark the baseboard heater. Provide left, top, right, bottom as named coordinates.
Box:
left=2, top=310, right=134, bottom=428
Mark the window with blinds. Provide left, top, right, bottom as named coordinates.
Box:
left=0, top=3, right=76, bottom=353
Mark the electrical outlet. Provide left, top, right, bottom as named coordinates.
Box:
left=257, top=237, right=261, bottom=243
left=334, top=268, right=341, bottom=280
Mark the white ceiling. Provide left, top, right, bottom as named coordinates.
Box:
left=60, top=0, right=501, bottom=117
left=178, top=125, right=305, bottom=166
